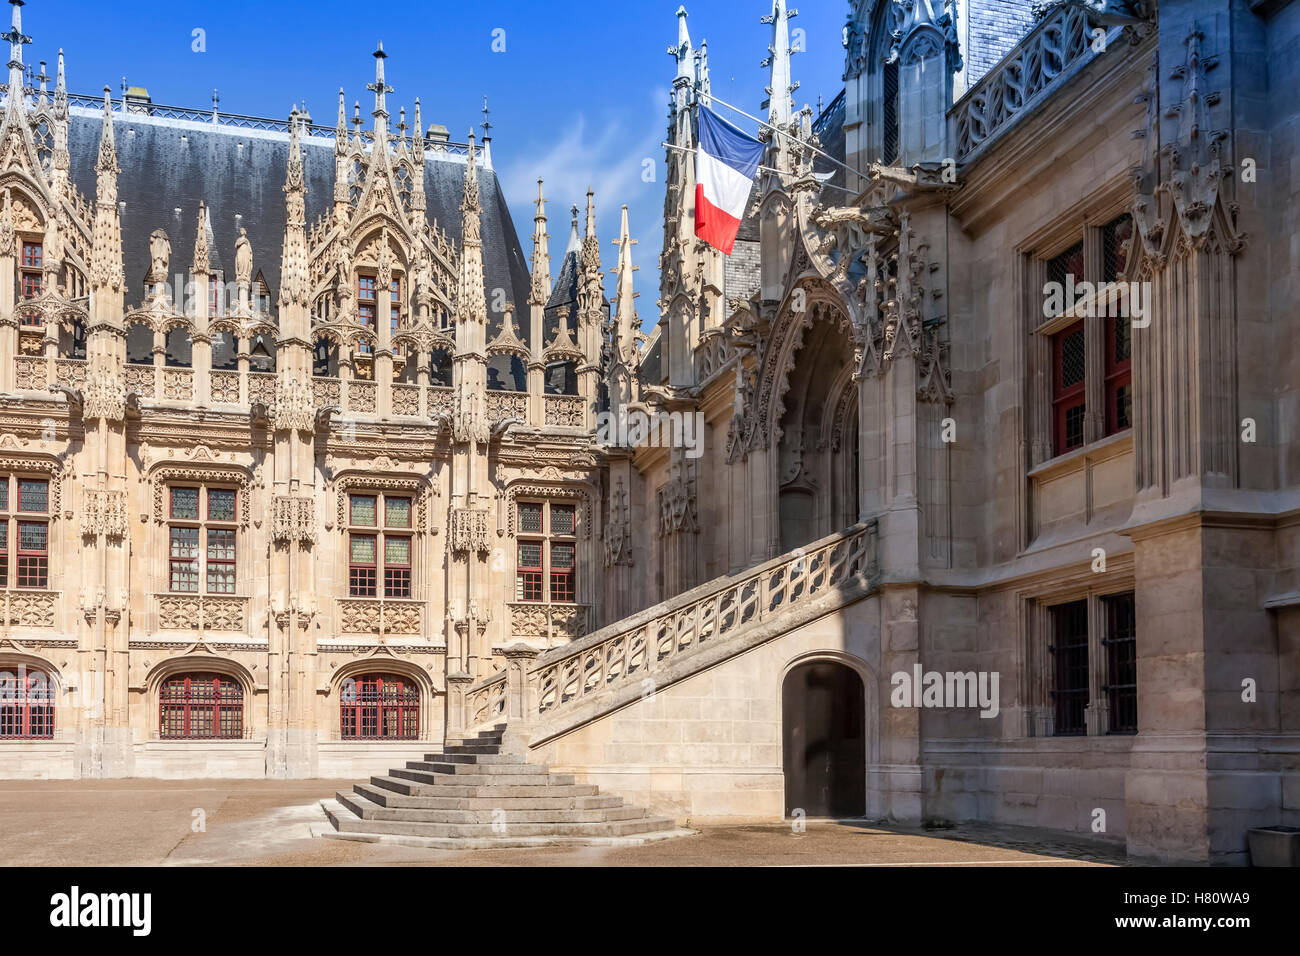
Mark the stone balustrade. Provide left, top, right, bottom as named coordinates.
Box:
left=464, top=521, right=880, bottom=742
left=950, top=4, right=1108, bottom=163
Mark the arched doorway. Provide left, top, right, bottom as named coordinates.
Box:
left=782, top=660, right=865, bottom=818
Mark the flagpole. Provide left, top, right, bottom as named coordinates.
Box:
left=659, top=141, right=862, bottom=197
left=694, top=86, right=864, bottom=185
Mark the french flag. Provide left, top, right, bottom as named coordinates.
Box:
left=695, top=106, right=764, bottom=255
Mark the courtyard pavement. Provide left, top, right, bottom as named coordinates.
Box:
left=0, top=779, right=1123, bottom=867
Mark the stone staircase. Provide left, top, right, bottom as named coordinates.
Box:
left=319, top=725, right=692, bottom=848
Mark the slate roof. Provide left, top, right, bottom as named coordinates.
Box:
left=66, top=108, right=532, bottom=341
left=811, top=90, right=847, bottom=194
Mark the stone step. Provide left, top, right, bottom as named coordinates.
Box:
left=422, top=752, right=529, bottom=766
left=353, top=782, right=623, bottom=811
left=326, top=801, right=676, bottom=839
left=404, top=759, right=549, bottom=775
left=368, top=774, right=599, bottom=799
left=439, top=744, right=502, bottom=755
left=389, top=767, right=574, bottom=788
left=337, top=790, right=647, bottom=825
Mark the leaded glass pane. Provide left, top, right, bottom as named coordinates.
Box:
left=385, top=497, right=411, bottom=528
left=208, top=488, right=236, bottom=522
left=350, top=534, right=376, bottom=564
left=350, top=495, right=377, bottom=527
left=171, top=487, right=200, bottom=520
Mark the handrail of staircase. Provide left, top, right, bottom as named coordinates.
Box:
left=465, top=521, right=876, bottom=697
left=527, top=520, right=878, bottom=726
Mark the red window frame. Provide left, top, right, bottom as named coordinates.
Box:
left=11, top=478, right=49, bottom=590
left=21, top=242, right=41, bottom=269
left=0, top=667, right=54, bottom=738
left=516, top=539, right=543, bottom=602
left=340, top=673, right=419, bottom=740
left=21, top=272, right=41, bottom=300
left=349, top=533, right=378, bottom=597
left=390, top=276, right=402, bottom=335
left=515, top=501, right=577, bottom=604
left=167, top=484, right=237, bottom=594
left=1104, top=315, right=1132, bottom=436
left=159, top=673, right=243, bottom=739
left=347, top=494, right=411, bottom=598
left=1052, top=321, right=1086, bottom=455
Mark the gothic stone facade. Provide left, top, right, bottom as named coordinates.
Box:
left=0, top=0, right=1297, bottom=865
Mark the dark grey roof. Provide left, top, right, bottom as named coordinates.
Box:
left=812, top=90, right=847, bottom=194
left=543, top=246, right=580, bottom=342
left=67, top=110, right=532, bottom=340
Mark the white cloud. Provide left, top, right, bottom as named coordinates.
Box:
left=497, top=88, right=666, bottom=330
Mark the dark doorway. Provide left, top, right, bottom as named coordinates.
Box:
left=782, top=661, right=865, bottom=818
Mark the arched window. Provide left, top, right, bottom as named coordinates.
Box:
left=340, top=673, right=419, bottom=740
left=0, top=666, right=54, bottom=738
left=159, top=672, right=243, bottom=739
left=871, top=1, right=900, bottom=165
left=428, top=346, right=453, bottom=387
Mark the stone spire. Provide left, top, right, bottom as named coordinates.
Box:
left=51, top=48, right=69, bottom=191
left=457, top=132, right=484, bottom=323
left=90, top=86, right=122, bottom=298
left=368, top=41, right=392, bottom=128
left=611, top=204, right=639, bottom=362
left=413, top=98, right=424, bottom=160
left=278, top=110, right=309, bottom=328
left=529, top=178, right=550, bottom=307
left=2, top=0, right=31, bottom=117
left=760, top=0, right=799, bottom=126
left=334, top=87, right=346, bottom=152
left=670, top=5, right=693, bottom=84
left=565, top=203, right=580, bottom=257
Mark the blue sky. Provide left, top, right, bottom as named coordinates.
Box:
left=29, top=0, right=846, bottom=296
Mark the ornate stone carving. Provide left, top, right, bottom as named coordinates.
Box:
left=505, top=482, right=592, bottom=539
left=81, top=489, right=128, bottom=540
left=271, top=495, right=316, bottom=545
left=338, top=599, right=423, bottom=636
left=657, top=461, right=699, bottom=536
left=544, top=395, right=584, bottom=427
left=334, top=474, right=429, bottom=532
left=83, top=363, right=126, bottom=422
left=273, top=376, right=315, bottom=432
left=450, top=507, right=490, bottom=554
left=156, top=594, right=247, bottom=631
left=6, top=591, right=56, bottom=628
left=602, top=476, right=632, bottom=567
left=152, top=466, right=252, bottom=528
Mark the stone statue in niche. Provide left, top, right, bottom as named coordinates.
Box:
left=148, top=229, right=171, bottom=286
left=234, top=227, right=252, bottom=287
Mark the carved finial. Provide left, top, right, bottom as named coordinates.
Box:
left=760, top=0, right=799, bottom=125
left=192, top=201, right=210, bottom=275
left=368, top=40, right=393, bottom=120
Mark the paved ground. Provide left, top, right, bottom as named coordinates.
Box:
left=0, top=780, right=1123, bottom=867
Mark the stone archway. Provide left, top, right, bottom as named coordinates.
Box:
left=774, top=303, right=859, bottom=551
left=782, top=659, right=866, bottom=818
